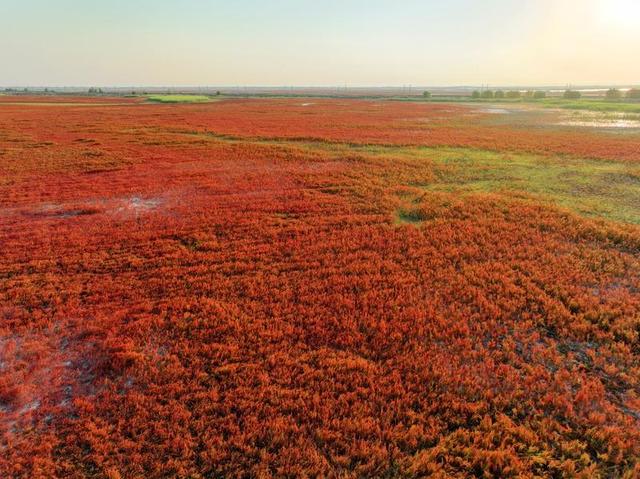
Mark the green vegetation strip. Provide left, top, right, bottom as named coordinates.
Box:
left=407, top=96, right=640, bottom=114
left=401, top=148, right=640, bottom=225
left=540, top=98, right=640, bottom=113
left=287, top=140, right=640, bottom=225
left=146, top=94, right=214, bottom=104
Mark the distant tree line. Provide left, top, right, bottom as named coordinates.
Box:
left=471, top=89, right=547, bottom=100
left=563, top=90, right=581, bottom=99
left=470, top=87, right=640, bottom=101
left=606, top=88, right=622, bottom=99
left=594, top=88, right=640, bottom=100
left=607, top=88, right=640, bottom=100
left=88, top=87, right=104, bottom=94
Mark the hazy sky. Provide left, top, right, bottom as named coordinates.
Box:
left=1, top=0, right=639, bottom=87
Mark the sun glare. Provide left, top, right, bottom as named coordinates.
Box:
left=598, top=0, right=640, bottom=29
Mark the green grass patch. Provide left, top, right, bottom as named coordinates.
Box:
left=286, top=139, right=640, bottom=225
left=146, top=94, right=214, bottom=104
left=540, top=98, right=640, bottom=113
left=403, top=96, right=640, bottom=114
left=422, top=148, right=640, bottom=224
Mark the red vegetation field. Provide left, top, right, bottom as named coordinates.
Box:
left=1, top=97, right=640, bottom=478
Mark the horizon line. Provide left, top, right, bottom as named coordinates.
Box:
left=3, top=83, right=639, bottom=90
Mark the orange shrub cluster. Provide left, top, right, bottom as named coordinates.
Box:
left=1, top=98, right=639, bottom=478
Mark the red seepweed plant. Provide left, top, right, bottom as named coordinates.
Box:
left=1, top=97, right=640, bottom=478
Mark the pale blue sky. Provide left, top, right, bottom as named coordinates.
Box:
left=1, top=0, right=639, bottom=86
